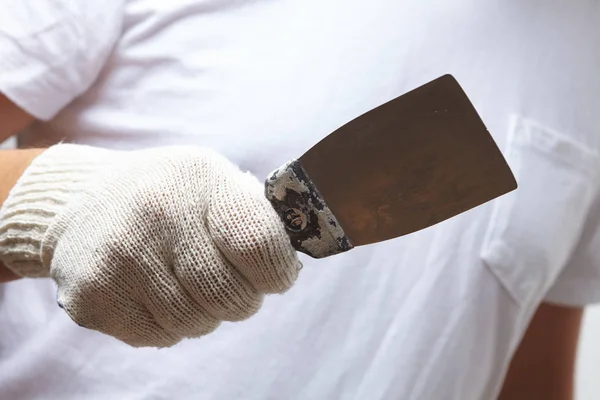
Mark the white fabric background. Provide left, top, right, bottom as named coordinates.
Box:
left=1, top=0, right=600, bottom=399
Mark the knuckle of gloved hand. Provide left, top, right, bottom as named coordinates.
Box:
left=210, top=216, right=300, bottom=294
left=213, top=297, right=262, bottom=322
left=235, top=255, right=299, bottom=295
left=253, top=262, right=299, bottom=294
left=214, top=283, right=263, bottom=322
left=175, top=257, right=262, bottom=322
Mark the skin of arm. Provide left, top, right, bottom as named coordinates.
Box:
left=0, top=149, right=45, bottom=282
left=0, top=93, right=38, bottom=283
left=498, top=302, right=584, bottom=400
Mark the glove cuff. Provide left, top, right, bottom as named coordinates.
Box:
left=0, top=144, right=114, bottom=277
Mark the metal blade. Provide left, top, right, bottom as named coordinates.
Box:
left=298, top=74, right=517, bottom=246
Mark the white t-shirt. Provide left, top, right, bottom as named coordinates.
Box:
left=1, top=1, right=600, bottom=399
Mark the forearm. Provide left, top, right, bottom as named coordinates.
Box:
left=0, top=148, right=46, bottom=283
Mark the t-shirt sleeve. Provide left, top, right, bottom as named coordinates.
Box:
left=0, top=1, right=125, bottom=120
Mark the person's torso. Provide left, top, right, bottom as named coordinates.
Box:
left=3, top=1, right=600, bottom=399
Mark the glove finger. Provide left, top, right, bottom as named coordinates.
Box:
left=132, top=261, right=222, bottom=340
left=208, top=171, right=301, bottom=294
left=174, top=230, right=264, bottom=322
left=102, top=232, right=222, bottom=340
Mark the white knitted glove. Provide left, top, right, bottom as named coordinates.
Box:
left=0, top=144, right=300, bottom=347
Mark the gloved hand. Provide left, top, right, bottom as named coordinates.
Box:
left=0, top=144, right=301, bottom=347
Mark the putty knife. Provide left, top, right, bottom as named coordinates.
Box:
left=265, top=74, right=517, bottom=258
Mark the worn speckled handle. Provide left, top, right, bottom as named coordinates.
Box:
left=264, top=159, right=354, bottom=258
